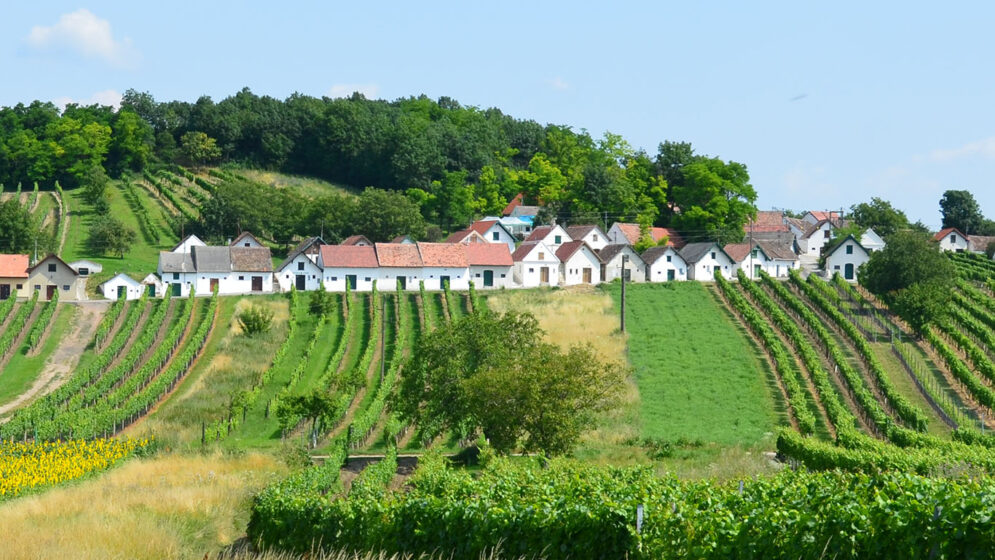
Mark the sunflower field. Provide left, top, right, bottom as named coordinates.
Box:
left=0, top=438, right=152, bottom=501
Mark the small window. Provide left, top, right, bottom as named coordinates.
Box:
left=529, top=267, right=535, bottom=273
left=239, top=276, right=245, bottom=280
left=500, top=274, right=506, bottom=278
left=492, top=232, right=499, bottom=241
left=62, top=285, right=69, bottom=291
left=593, top=234, right=598, bottom=242
left=824, top=230, right=831, bottom=239
left=834, top=265, right=840, bottom=270
left=47, top=263, right=56, bottom=272
left=173, top=273, right=179, bottom=280
left=554, top=235, right=562, bottom=244
left=331, top=276, right=338, bottom=281
left=845, top=245, right=853, bottom=255
left=34, top=285, right=40, bottom=291
left=297, top=261, right=305, bottom=271
left=666, top=255, right=672, bottom=263
left=244, top=242, right=250, bottom=247
left=15, top=284, right=22, bottom=289
left=475, top=273, right=481, bottom=277
left=711, top=252, right=716, bottom=259
left=538, top=252, right=545, bottom=260
left=751, top=249, right=758, bottom=258
left=365, top=277, right=371, bottom=282
left=79, top=267, right=89, bottom=276
left=951, top=234, right=957, bottom=243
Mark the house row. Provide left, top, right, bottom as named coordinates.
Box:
left=156, top=232, right=274, bottom=298
left=934, top=227, right=995, bottom=255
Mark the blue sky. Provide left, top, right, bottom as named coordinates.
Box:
left=2, top=2, right=993, bottom=227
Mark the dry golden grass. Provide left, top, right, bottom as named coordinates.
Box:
left=485, top=286, right=640, bottom=457
left=0, top=451, right=287, bottom=560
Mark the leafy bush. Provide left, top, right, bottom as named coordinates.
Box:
left=238, top=305, right=274, bottom=335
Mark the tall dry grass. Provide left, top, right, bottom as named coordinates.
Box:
left=485, top=286, right=641, bottom=460
left=0, top=451, right=286, bottom=560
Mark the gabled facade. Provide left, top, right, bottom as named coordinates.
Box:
left=860, top=229, right=887, bottom=252
left=467, top=219, right=517, bottom=253
left=141, top=273, right=164, bottom=298
left=598, top=244, right=646, bottom=283
left=824, top=235, right=871, bottom=282
left=445, top=229, right=489, bottom=245
left=101, top=273, right=144, bottom=301
left=566, top=225, right=610, bottom=252
left=391, top=235, right=415, bottom=244
left=678, top=242, right=735, bottom=281
left=802, top=211, right=841, bottom=226
left=277, top=237, right=325, bottom=292
left=724, top=240, right=799, bottom=279
left=934, top=228, right=970, bottom=253
left=68, top=260, right=102, bottom=277
left=320, top=245, right=381, bottom=292
left=0, top=254, right=29, bottom=300
left=417, top=242, right=470, bottom=291
left=555, top=241, right=603, bottom=286
left=172, top=234, right=207, bottom=254
left=27, top=254, right=85, bottom=301
left=525, top=224, right=572, bottom=252
left=231, top=231, right=265, bottom=248
left=511, top=241, right=560, bottom=288
left=642, top=246, right=687, bottom=282
left=464, top=243, right=514, bottom=289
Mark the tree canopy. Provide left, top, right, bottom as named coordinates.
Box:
left=397, top=310, right=626, bottom=456
left=939, top=190, right=984, bottom=235
left=859, top=230, right=955, bottom=333
left=849, top=198, right=910, bottom=239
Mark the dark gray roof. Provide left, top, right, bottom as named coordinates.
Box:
left=191, top=246, right=232, bottom=273
left=598, top=244, right=641, bottom=264
left=749, top=231, right=796, bottom=248
left=278, top=237, right=324, bottom=272
left=231, top=247, right=274, bottom=272
left=641, top=246, right=683, bottom=265
left=756, top=240, right=798, bottom=261
left=159, top=251, right=195, bottom=273
left=679, top=242, right=728, bottom=264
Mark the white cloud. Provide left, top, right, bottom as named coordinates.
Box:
left=927, top=136, right=995, bottom=163
left=52, top=89, right=122, bottom=111
left=547, top=77, right=570, bottom=91
left=26, top=9, right=139, bottom=68
left=327, top=84, right=380, bottom=99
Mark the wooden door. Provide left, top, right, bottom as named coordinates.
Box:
left=483, top=270, right=493, bottom=287
left=440, top=276, right=450, bottom=289
left=147, top=284, right=156, bottom=297
left=46, top=285, right=56, bottom=300
left=210, top=278, right=219, bottom=293
left=844, top=263, right=854, bottom=281
left=252, top=276, right=263, bottom=291
left=582, top=268, right=592, bottom=284
left=295, top=275, right=306, bottom=290
left=540, top=267, right=549, bottom=284
left=398, top=276, right=407, bottom=290
left=0, top=284, right=9, bottom=300
left=117, top=286, right=126, bottom=300
left=346, top=275, right=357, bottom=290
left=667, top=269, right=675, bottom=281
left=172, top=283, right=181, bottom=297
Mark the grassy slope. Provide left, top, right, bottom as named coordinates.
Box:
left=0, top=451, right=286, bottom=560
left=608, top=282, right=783, bottom=446
left=141, top=295, right=290, bottom=447
left=237, top=168, right=356, bottom=199
left=0, top=305, right=74, bottom=407
left=62, top=183, right=179, bottom=295
left=869, top=342, right=952, bottom=437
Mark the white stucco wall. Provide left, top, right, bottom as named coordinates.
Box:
left=322, top=267, right=383, bottom=292
left=421, top=267, right=470, bottom=291
left=102, top=277, right=144, bottom=300
left=688, top=251, right=734, bottom=281
left=469, top=265, right=513, bottom=289
left=937, top=232, right=969, bottom=252
left=560, top=250, right=602, bottom=286
left=602, top=252, right=646, bottom=283
left=513, top=262, right=560, bottom=288
left=276, top=254, right=323, bottom=292
left=825, top=241, right=870, bottom=282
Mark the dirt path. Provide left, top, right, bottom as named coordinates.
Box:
left=0, top=303, right=107, bottom=417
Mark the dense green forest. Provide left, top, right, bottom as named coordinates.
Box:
left=0, top=88, right=758, bottom=244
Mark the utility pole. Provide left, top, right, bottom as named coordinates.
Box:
left=380, top=296, right=386, bottom=384
left=620, top=254, right=628, bottom=333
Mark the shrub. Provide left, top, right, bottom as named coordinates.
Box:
left=238, top=305, right=274, bottom=335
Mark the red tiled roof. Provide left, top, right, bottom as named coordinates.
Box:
left=526, top=225, right=555, bottom=242
left=555, top=240, right=602, bottom=263
left=341, top=235, right=372, bottom=246
left=374, top=243, right=422, bottom=267
left=468, top=220, right=497, bottom=235
left=0, top=254, right=29, bottom=278
left=445, top=230, right=488, bottom=244
left=464, top=243, right=513, bottom=266
left=723, top=243, right=752, bottom=263
left=746, top=211, right=789, bottom=233
left=320, top=245, right=378, bottom=268
left=807, top=211, right=841, bottom=222
left=511, top=241, right=556, bottom=262
left=933, top=227, right=963, bottom=242
left=611, top=223, right=684, bottom=248
left=417, top=242, right=468, bottom=267
left=502, top=193, right=524, bottom=216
